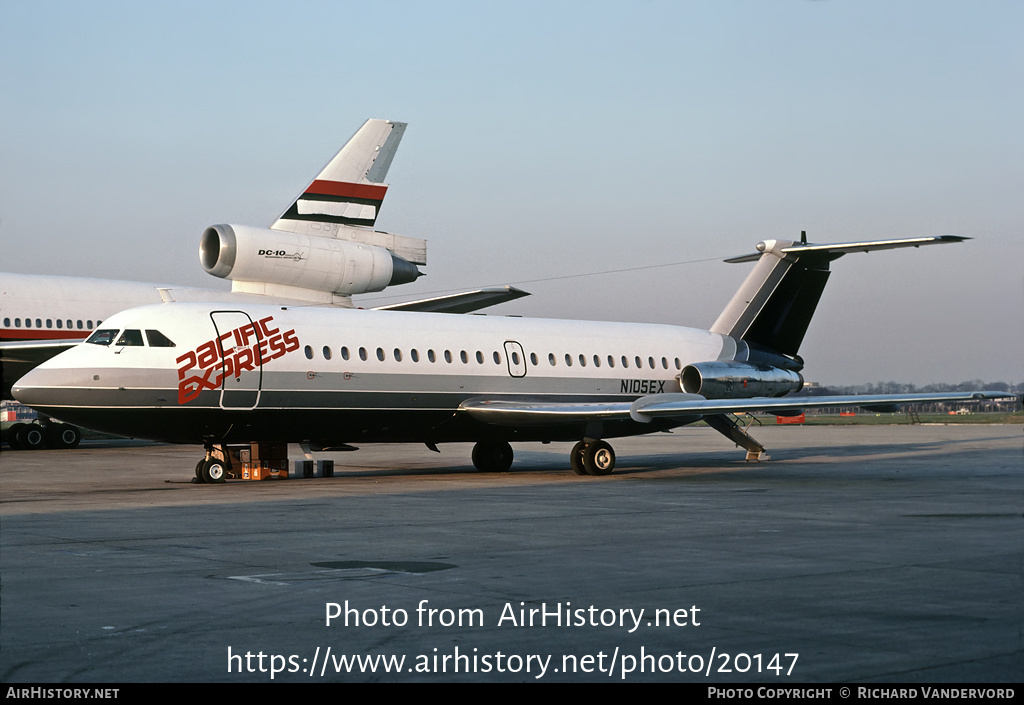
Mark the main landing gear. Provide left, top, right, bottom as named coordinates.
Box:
left=4, top=421, right=82, bottom=450
left=471, top=441, right=514, bottom=472
left=570, top=440, right=616, bottom=476
left=470, top=439, right=618, bottom=475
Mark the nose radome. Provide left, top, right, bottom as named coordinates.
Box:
left=12, top=366, right=78, bottom=407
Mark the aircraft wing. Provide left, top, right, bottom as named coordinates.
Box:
left=0, top=339, right=81, bottom=363
left=460, top=391, right=1014, bottom=426
left=371, top=287, right=530, bottom=314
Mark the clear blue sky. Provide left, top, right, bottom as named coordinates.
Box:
left=1, top=0, right=1021, bottom=385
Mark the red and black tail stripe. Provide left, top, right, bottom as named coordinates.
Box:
left=279, top=180, right=389, bottom=227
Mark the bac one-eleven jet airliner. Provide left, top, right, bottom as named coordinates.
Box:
left=12, top=223, right=1008, bottom=480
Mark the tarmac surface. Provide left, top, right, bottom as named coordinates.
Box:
left=0, top=423, right=1021, bottom=683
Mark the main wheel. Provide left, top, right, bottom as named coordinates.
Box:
left=472, top=441, right=514, bottom=472
left=195, top=459, right=207, bottom=483
left=202, top=459, right=227, bottom=483
left=570, top=441, right=588, bottom=475
left=583, top=440, right=616, bottom=476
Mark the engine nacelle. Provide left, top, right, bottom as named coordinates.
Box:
left=200, top=224, right=422, bottom=299
left=681, top=361, right=803, bottom=399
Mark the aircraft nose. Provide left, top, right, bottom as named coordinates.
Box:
left=12, top=366, right=79, bottom=408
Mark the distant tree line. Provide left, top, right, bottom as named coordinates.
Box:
left=806, top=380, right=1022, bottom=395
left=794, top=380, right=1021, bottom=414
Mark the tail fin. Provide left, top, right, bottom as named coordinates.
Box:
left=710, top=235, right=967, bottom=357
left=272, top=119, right=407, bottom=230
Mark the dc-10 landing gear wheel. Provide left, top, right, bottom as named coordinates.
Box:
left=195, top=459, right=207, bottom=483
left=583, top=440, right=615, bottom=476
left=472, top=441, right=514, bottom=472
left=202, top=458, right=227, bottom=484
left=47, top=423, right=81, bottom=449
left=17, top=424, right=46, bottom=450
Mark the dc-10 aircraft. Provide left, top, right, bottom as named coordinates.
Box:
left=12, top=232, right=1008, bottom=480
left=0, top=119, right=526, bottom=448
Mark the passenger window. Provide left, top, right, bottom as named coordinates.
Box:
left=341, top=346, right=350, bottom=360
left=86, top=329, right=119, bottom=346
left=549, top=353, right=556, bottom=366
left=304, top=345, right=313, bottom=360
left=115, top=329, right=144, bottom=346
left=56, top=319, right=63, bottom=329
left=460, top=351, right=468, bottom=363
left=36, top=319, right=42, bottom=327
left=3, top=318, right=9, bottom=326
left=25, top=319, right=32, bottom=328
left=46, top=319, right=52, bottom=328
left=87, top=320, right=93, bottom=329
left=622, top=356, right=629, bottom=368
left=376, top=347, right=385, bottom=362
left=359, top=347, right=368, bottom=361
left=411, top=349, right=420, bottom=362
left=578, top=354, right=586, bottom=367
left=530, top=352, right=538, bottom=366
left=77, top=320, right=83, bottom=329
left=146, top=330, right=176, bottom=347
left=444, top=350, right=453, bottom=363
left=394, top=348, right=403, bottom=362
left=427, top=349, right=436, bottom=363
left=564, top=354, right=572, bottom=367
left=475, top=351, right=484, bottom=364
left=323, top=346, right=332, bottom=360
left=593, top=355, right=601, bottom=368
left=607, top=355, right=615, bottom=368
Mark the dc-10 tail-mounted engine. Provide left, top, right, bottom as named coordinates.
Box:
left=200, top=224, right=422, bottom=304
left=681, top=361, right=804, bottom=399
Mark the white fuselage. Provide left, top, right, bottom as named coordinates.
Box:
left=13, top=302, right=739, bottom=445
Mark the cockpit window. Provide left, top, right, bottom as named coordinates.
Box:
left=86, top=329, right=120, bottom=346
left=145, top=330, right=176, bottom=348
left=115, top=329, right=145, bottom=346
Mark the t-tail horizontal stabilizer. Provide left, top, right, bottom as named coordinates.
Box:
left=711, top=234, right=968, bottom=358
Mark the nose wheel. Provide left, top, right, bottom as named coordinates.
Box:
left=570, top=440, right=616, bottom=476
left=195, top=443, right=230, bottom=484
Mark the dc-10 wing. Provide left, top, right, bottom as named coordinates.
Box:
left=371, top=286, right=530, bottom=314
left=460, top=391, right=1015, bottom=426
left=0, top=339, right=81, bottom=364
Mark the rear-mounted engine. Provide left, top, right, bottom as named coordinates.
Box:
left=200, top=224, right=421, bottom=300
left=681, top=361, right=803, bottom=399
